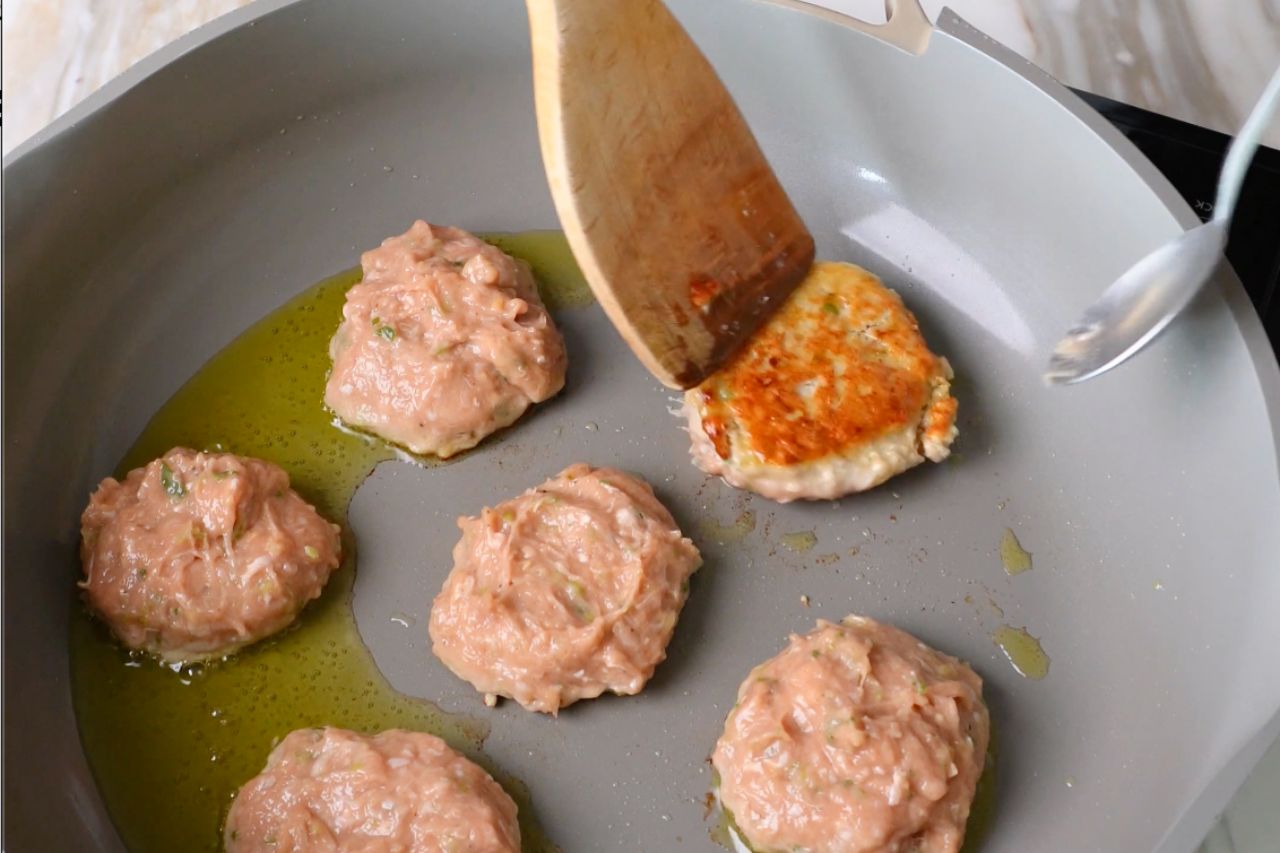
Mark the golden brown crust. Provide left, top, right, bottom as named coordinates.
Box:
left=694, top=262, right=955, bottom=468
left=922, top=389, right=959, bottom=457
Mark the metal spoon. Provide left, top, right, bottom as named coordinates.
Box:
left=1045, top=65, right=1280, bottom=385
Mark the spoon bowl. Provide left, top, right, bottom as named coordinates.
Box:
left=1045, top=219, right=1227, bottom=384
left=1046, top=64, right=1280, bottom=384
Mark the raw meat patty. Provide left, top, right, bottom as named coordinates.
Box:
left=714, top=616, right=989, bottom=853
left=685, top=262, right=957, bottom=502
left=225, top=727, right=520, bottom=853
left=79, top=447, right=341, bottom=661
left=325, top=221, right=567, bottom=458
left=429, top=464, right=702, bottom=714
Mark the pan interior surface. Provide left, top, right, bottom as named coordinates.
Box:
left=4, top=0, right=1279, bottom=851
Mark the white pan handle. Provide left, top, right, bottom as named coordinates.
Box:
left=759, top=0, right=934, bottom=55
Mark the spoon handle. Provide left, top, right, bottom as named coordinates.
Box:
left=1213, top=64, right=1280, bottom=225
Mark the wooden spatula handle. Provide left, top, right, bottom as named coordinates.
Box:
left=528, top=0, right=815, bottom=389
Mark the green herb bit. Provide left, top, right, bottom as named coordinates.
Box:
left=840, top=779, right=864, bottom=795
left=822, top=301, right=840, bottom=316
left=160, top=463, right=186, bottom=498
left=913, top=676, right=928, bottom=695
left=377, top=324, right=396, bottom=341
left=211, top=469, right=237, bottom=480
left=561, top=577, right=593, bottom=621
left=304, top=545, right=320, bottom=560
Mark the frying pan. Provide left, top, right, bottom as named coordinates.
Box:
left=5, top=1, right=1279, bottom=851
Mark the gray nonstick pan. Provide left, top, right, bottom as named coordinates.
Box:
left=5, top=0, right=1280, bottom=850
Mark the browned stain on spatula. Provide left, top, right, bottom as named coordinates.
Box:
left=527, top=0, right=814, bottom=389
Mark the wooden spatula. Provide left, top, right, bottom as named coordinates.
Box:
left=526, top=0, right=815, bottom=389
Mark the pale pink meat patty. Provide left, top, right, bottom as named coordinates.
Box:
left=429, top=464, right=702, bottom=714
left=79, top=447, right=341, bottom=661
left=325, top=221, right=567, bottom=458
left=713, top=616, right=989, bottom=853
left=225, top=727, right=520, bottom=853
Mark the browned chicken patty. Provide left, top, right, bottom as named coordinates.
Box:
left=225, top=727, right=520, bottom=852
left=326, top=221, right=567, bottom=458
left=686, top=262, right=957, bottom=502
left=79, top=447, right=341, bottom=661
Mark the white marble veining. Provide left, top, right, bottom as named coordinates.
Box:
left=3, top=0, right=257, bottom=153
left=4, top=0, right=1280, bottom=154
left=829, top=0, right=1280, bottom=145
left=2, top=2, right=1278, bottom=852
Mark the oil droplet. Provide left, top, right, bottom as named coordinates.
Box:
left=781, top=530, right=818, bottom=553
left=999, top=527, right=1033, bottom=575
left=697, top=511, right=757, bottom=545
left=709, top=784, right=751, bottom=852
left=992, top=625, right=1050, bottom=679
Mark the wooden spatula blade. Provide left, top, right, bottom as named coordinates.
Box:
left=528, top=0, right=815, bottom=389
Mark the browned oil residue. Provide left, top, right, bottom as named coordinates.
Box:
left=781, top=530, right=818, bottom=553
left=689, top=273, right=722, bottom=310
left=698, top=510, right=757, bottom=545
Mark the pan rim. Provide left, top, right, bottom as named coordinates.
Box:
left=4, top=1, right=1278, bottom=850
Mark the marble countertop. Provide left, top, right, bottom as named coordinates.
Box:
left=3, top=1, right=1278, bottom=851
left=5, top=0, right=1280, bottom=154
